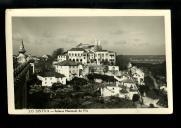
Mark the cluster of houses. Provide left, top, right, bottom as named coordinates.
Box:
left=99, top=62, right=145, bottom=100
left=15, top=40, right=145, bottom=100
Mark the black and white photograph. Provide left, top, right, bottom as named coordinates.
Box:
left=6, top=9, right=173, bottom=114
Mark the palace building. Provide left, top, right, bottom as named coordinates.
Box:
left=56, top=40, right=116, bottom=65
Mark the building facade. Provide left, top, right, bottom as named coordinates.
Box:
left=54, top=60, right=82, bottom=81
left=57, top=54, right=68, bottom=62
left=37, top=71, right=66, bottom=86
left=94, top=50, right=116, bottom=65
left=56, top=41, right=116, bottom=66
left=68, top=48, right=88, bottom=64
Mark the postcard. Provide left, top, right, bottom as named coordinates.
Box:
left=6, top=9, right=173, bottom=114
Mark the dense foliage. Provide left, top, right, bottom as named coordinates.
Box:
left=67, top=77, right=88, bottom=91
left=116, top=55, right=130, bottom=70
left=52, top=48, right=64, bottom=59
left=132, top=61, right=166, bottom=77
left=87, top=73, right=116, bottom=83
left=34, top=59, right=54, bottom=75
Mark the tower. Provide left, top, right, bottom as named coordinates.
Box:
left=17, top=40, right=27, bottom=64
left=19, top=40, right=26, bottom=54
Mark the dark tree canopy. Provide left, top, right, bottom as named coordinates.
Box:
left=132, top=94, right=140, bottom=102
left=103, top=66, right=108, bottom=74
left=116, top=55, right=130, bottom=70
left=69, top=77, right=88, bottom=86
left=87, top=73, right=116, bottom=83
left=52, top=48, right=64, bottom=59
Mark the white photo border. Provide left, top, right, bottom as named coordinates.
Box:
left=6, top=9, right=173, bottom=114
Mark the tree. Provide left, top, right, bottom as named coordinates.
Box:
left=116, top=55, right=130, bottom=70
left=35, top=59, right=54, bottom=75
left=52, top=48, right=64, bottom=59
left=28, top=90, right=50, bottom=108
left=87, top=74, right=94, bottom=83
left=51, top=83, right=63, bottom=90
left=138, top=85, right=149, bottom=96
left=26, top=73, right=41, bottom=86
left=13, top=56, right=19, bottom=68
left=132, top=94, right=140, bottom=102
left=89, top=67, right=95, bottom=74
left=103, top=66, right=108, bottom=74
left=69, top=77, right=88, bottom=91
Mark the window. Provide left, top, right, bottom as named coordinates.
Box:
left=76, top=59, right=79, bottom=62
left=80, top=59, right=82, bottom=61
left=75, top=53, right=77, bottom=56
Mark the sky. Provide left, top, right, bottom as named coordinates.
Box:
left=12, top=16, right=165, bottom=56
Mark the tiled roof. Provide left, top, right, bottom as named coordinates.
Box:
left=95, top=50, right=115, bottom=53
left=69, top=48, right=86, bottom=51
left=54, top=60, right=78, bottom=66
left=95, top=50, right=108, bottom=52
left=39, top=71, right=65, bottom=78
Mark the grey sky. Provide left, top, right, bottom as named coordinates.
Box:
left=12, top=16, right=165, bottom=56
